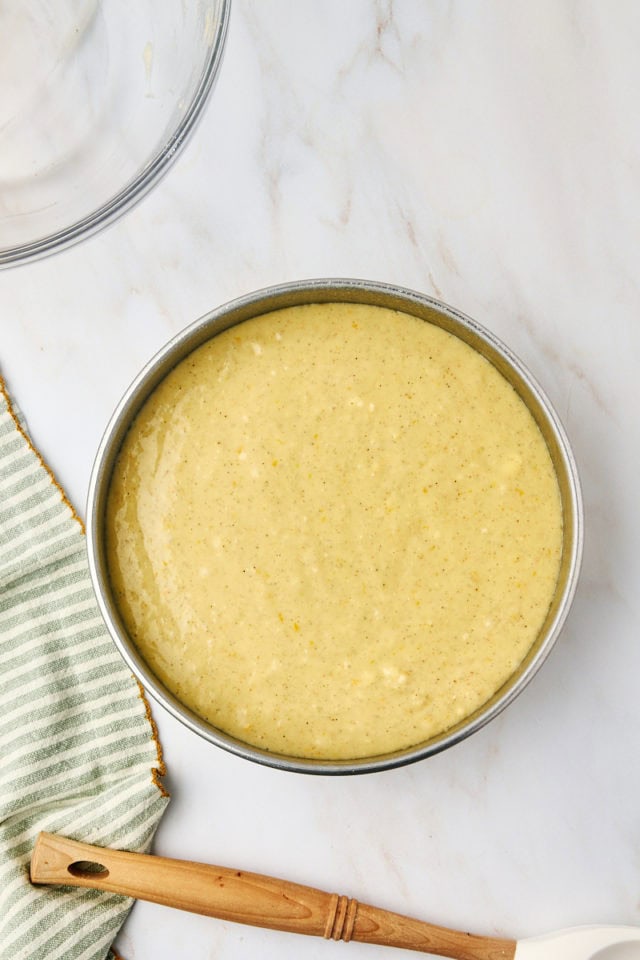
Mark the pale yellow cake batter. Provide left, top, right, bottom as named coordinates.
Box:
left=106, top=302, right=563, bottom=759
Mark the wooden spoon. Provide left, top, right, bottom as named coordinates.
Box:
left=30, top=833, right=639, bottom=960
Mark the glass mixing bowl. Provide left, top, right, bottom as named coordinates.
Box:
left=0, top=0, right=230, bottom=267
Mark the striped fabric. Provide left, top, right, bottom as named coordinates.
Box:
left=0, top=380, right=169, bottom=960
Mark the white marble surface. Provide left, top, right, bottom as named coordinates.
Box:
left=2, top=2, right=639, bottom=957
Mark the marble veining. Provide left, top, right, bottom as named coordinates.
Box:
left=1, top=2, right=639, bottom=958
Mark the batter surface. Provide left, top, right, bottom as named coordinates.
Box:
left=106, top=302, right=563, bottom=759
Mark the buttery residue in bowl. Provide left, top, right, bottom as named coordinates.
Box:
left=106, top=302, right=563, bottom=760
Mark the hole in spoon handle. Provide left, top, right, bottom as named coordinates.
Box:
left=67, top=860, right=110, bottom=879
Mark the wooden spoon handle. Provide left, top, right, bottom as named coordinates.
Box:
left=30, top=832, right=515, bottom=960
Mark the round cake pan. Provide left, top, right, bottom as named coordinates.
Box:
left=86, top=279, right=583, bottom=775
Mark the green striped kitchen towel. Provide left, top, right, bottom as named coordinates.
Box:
left=0, top=379, right=169, bottom=960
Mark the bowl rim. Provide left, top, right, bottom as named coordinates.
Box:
left=86, top=278, right=584, bottom=775
left=0, top=0, right=231, bottom=269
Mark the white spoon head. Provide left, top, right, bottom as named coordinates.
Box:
left=515, top=926, right=640, bottom=960
left=590, top=946, right=640, bottom=960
